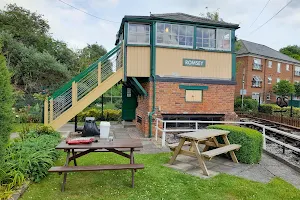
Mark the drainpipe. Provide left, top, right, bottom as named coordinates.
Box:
left=148, top=21, right=156, bottom=138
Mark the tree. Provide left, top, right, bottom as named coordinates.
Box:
left=272, top=80, right=295, bottom=96
left=77, top=44, right=107, bottom=72
left=0, top=53, right=14, bottom=164
left=280, top=45, right=300, bottom=61
left=0, top=32, right=70, bottom=93
left=200, top=11, right=223, bottom=22
left=294, top=82, right=300, bottom=97
left=0, top=4, right=50, bottom=49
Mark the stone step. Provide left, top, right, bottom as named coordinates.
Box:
left=122, top=121, right=136, bottom=128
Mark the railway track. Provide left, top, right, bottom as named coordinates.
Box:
left=240, top=117, right=300, bottom=164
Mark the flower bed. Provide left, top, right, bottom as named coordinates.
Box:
left=0, top=125, right=61, bottom=199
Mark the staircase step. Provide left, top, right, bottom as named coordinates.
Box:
left=122, top=121, right=136, bottom=128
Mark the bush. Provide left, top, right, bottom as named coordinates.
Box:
left=208, top=125, right=263, bottom=164
left=77, top=108, right=121, bottom=121
left=259, top=104, right=280, bottom=114
left=35, top=125, right=56, bottom=136
left=234, top=97, right=258, bottom=112
left=0, top=55, right=14, bottom=165
left=4, top=132, right=61, bottom=183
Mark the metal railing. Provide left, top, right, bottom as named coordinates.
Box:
left=155, top=118, right=300, bottom=154
left=45, top=42, right=123, bottom=123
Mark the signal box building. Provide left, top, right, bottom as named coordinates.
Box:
left=44, top=13, right=240, bottom=137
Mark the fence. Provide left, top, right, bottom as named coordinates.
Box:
left=237, top=112, right=300, bottom=128
left=155, top=118, right=300, bottom=155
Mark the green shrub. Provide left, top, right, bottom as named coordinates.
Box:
left=0, top=55, right=14, bottom=165
left=4, top=132, right=61, bottom=183
left=207, top=125, right=263, bottom=164
left=103, top=109, right=122, bottom=121
left=35, top=125, right=57, bottom=136
left=77, top=108, right=121, bottom=121
left=259, top=104, right=280, bottom=114
left=234, top=97, right=258, bottom=112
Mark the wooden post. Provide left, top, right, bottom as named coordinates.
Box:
left=98, top=62, right=102, bottom=84
left=72, top=81, right=77, bottom=106
left=44, top=99, right=48, bottom=125
left=49, top=99, right=53, bottom=123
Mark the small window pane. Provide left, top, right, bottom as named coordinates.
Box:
left=128, top=23, right=150, bottom=44
left=156, top=23, right=193, bottom=48
left=196, top=28, right=216, bottom=49
left=216, top=29, right=231, bottom=51
left=157, top=23, right=164, bottom=33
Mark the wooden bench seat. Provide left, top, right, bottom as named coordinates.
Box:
left=201, top=144, right=241, bottom=159
left=48, top=164, right=144, bottom=173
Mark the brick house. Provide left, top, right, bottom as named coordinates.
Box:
left=115, top=13, right=240, bottom=136
left=236, top=40, right=300, bottom=103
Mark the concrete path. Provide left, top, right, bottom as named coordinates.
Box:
left=165, top=152, right=300, bottom=189
left=59, top=123, right=300, bottom=189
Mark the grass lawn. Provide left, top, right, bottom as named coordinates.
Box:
left=11, top=123, right=43, bottom=133
left=21, top=153, right=300, bottom=200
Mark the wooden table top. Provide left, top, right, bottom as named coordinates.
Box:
left=179, top=129, right=230, bottom=140
left=56, top=139, right=143, bottom=150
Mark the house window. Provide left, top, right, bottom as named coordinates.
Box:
left=196, top=28, right=216, bottom=49
left=128, top=23, right=150, bottom=44
left=295, top=66, right=300, bottom=76
left=286, top=64, right=290, bottom=71
left=252, top=76, right=262, bottom=87
left=277, top=63, right=281, bottom=73
left=185, top=90, right=203, bottom=102
left=268, top=76, right=272, bottom=84
left=266, top=93, right=271, bottom=101
left=156, top=23, right=193, bottom=48
left=253, top=58, right=262, bottom=70
left=268, top=61, right=272, bottom=68
left=216, top=29, right=231, bottom=51
left=277, top=78, right=280, bottom=83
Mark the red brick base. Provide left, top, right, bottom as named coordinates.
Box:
left=134, top=81, right=237, bottom=136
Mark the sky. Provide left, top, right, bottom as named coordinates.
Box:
left=0, top=0, right=299, bottom=51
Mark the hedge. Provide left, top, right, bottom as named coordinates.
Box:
left=234, top=97, right=258, bottom=112
left=77, top=108, right=121, bottom=121
left=207, top=125, right=263, bottom=164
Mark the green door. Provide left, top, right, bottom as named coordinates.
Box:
left=122, top=86, right=137, bottom=121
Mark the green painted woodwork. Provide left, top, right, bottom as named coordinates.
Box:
left=231, top=30, right=236, bottom=81
left=183, top=59, right=206, bottom=67
left=131, top=77, right=147, bottom=96
left=179, top=85, right=209, bottom=90
left=122, top=86, right=137, bottom=121
left=124, top=22, right=128, bottom=82
left=49, top=43, right=122, bottom=100
left=149, top=21, right=157, bottom=138
left=193, top=25, right=197, bottom=49
left=126, top=44, right=150, bottom=47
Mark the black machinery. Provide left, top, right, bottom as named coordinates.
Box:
left=81, top=117, right=100, bottom=137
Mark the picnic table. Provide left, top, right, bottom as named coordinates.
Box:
left=48, top=138, right=144, bottom=191
left=169, top=129, right=241, bottom=176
